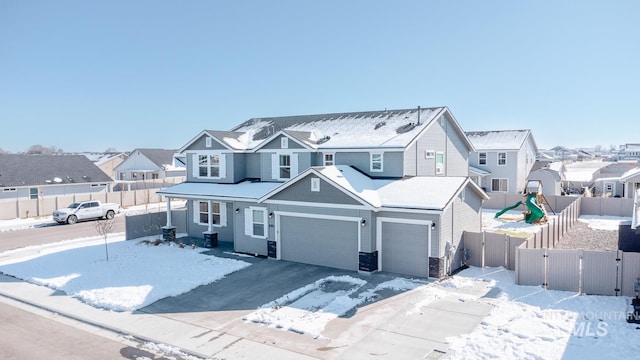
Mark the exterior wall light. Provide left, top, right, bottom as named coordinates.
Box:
left=235, top=208, right=240, bottom=214
left=431, top=222, right=436, bottom=230
left=361, top=219, right=366, bottom=227
left=269, top=212, right=273, bottom=218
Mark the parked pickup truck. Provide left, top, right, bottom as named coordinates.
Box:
left=53, top=200, right=120, bottom=225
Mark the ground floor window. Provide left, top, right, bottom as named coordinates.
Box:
left=491, top=178, right=508, bottom=192
left=245, top=207, right=267, bottom=238
left=195, top=201, right=223, bottom=226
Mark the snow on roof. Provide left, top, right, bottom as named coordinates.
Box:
left=466, top=130, right=530, bottom=150
left=564, top=161, right=610, bottom=182
left=469, top=165, right=491, bottom=176
left=231, top=107, right=445, bottom=149
left=317, top=165, right=465, bottom=210
left=158, top=181, right=281, bottom=200
left=620, top=167, right=640, bottom=181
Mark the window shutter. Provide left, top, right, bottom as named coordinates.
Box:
left=244, top=208, right=252, bottom=235
left=291, top=154, right=298, bottom=178
left=192, top=154, right=199, bottom=178
left=219, top=153, right=227, bottom=179
left=192, top=201, right=199, bottom=223
left=271, top=154, right=279, bottom=180
left=220, top=202, right=227, bottom=226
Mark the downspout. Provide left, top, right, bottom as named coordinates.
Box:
left=416, top=106, right=420, bottom=177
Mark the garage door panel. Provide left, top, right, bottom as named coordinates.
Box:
left=381, top=222, right=429, bottom=277
left=280, top=216, right=358, bottom=271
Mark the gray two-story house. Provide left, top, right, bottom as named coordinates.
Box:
left=158, top=107, right=488, bottom=278
left=467, top=129, right=538, bottom=194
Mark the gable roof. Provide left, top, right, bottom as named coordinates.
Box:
left=231, top=107, right=453, bottom=150
left=178, top=130, right=248, bottom=152
left=466, top=129, right=533, bottom=151
left=120, top=149, right=182, bottom=170
left=0, top=154, right=113, bottom=187
left=261, top=165, right=488, bottom=211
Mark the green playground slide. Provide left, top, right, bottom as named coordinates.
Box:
left=524, top=194, right=545, bottom=224
left=494, top=201, right=522, bottom=218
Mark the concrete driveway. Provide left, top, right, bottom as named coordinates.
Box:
left=136, top=243, right=494, bottom=359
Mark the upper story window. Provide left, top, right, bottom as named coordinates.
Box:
left=479, top=152, right=487, bottom=165
left=3, top=188, right=17, bottom=192
left=198, top=154, right=220, bottom=177
left=271, top=153, right=298, bottom=181
left=370, top=153, right=383, bottom=172
left=324, top=153, right=334, bottom=166
left=497, top=152, right=507, bottom=166
left=281, top=137, right=289, bottom=149
left=436, top=152, right=445, bottom=175
left=425, top=150, right=435, bottom=159
left=279, top=155, right=291, bottom=179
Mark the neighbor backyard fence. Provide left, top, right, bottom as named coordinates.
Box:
left=0, top=188, right=165, bottom=220
left=464, top=194, right=639, bottom=297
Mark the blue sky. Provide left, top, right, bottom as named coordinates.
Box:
left=1, top=1, right=638, bottom=153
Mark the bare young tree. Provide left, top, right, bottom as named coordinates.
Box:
left=95, top=218, right=116, bottom=261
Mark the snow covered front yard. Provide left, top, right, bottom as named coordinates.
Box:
left=0, top=238, right=250, bottom=312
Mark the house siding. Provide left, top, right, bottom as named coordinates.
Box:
left=268, top=175, right=363, bottom=205
left=187, top=152, right=234, bottom=184
left=450, top=189, right=483, bottom=271
left=337, top=151, right=403, bottom=178
left=260, top=152, right=311, bottom=182
left=246, top=153, right=261, bottom=179
left=232, top=153, right=246, bottom=182
left=189, top=135, right=228, bottom=151
left=186, top=200, right=235, bottom=243
left=260, top=135, right=305, bottom=150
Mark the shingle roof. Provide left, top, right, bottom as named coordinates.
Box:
left=0, top=154, right=113, bottom=187
left=230, top=107, right=447, bottom=149
left=466, top=130, right=531, bottom=150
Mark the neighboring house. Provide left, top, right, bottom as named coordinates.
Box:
left=113, top=148, right=186, bottom=189
left=0, top=154, right=113, bottom=201
left=621, top=144, right=640, bottom=161
left=83, top=152, right=129, bottom=180
left=466, top=129, right=538, bottom=194
left=157, top=107, right=489, bottom=279
left=620, top=168, right=640, bottom=199
left=593, top=161, right=640, bottom=198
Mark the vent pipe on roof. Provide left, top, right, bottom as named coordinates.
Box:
left=417, top=106, right=421, bottom=125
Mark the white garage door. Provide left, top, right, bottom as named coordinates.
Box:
left=279, top=215, right=359, bottom=271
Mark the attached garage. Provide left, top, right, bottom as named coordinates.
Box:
left=378, top=219, right=432, bottom=278
left=277, top=213, right=360, bottom=271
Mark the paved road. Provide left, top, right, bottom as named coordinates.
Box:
left=0, top=216, right=126, bottom=252
left=0, top=300, right=151, bottom=360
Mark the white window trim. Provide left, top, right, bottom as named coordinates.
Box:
left=3, top=188, right=17, bottom=192
left=370, top=152, right=383, bottom=172
left=425, top=150, right=435, bottom=159
left=311, top=177, right=320, bottom=192
left=271, top=152, right=298, bottom=181
left=193, top=200, right=227, bottom=227
left=491, top=178, right=509, bottom=192
left=478, top=152, right=487, bottom=166
left=323, top=153, right=335, bottom=166
left=497, top=152, right=507, bottom=166
left=192, top=152, right=226, bottom=179
left=245, top=207, right=268, bottom=239
left=435, top=151, right=445, bottom=175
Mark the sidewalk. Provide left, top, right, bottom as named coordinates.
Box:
left=0, top=271, right=493, bottom=359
